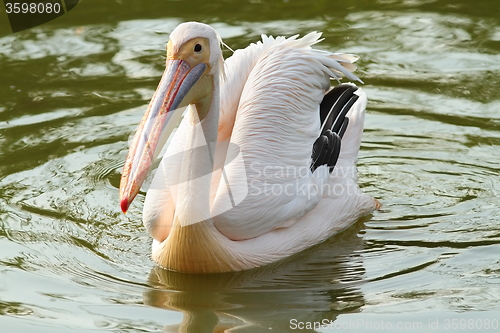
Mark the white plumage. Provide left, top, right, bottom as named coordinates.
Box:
left=120, top=22, right=378, bottom=273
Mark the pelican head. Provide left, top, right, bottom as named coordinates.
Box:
left=119, top=22, right=223, bottom=213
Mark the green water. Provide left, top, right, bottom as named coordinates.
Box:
left=1, top=0, right=499, bottom=332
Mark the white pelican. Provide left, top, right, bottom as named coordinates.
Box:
left=120, top=22, right=379, bottom=273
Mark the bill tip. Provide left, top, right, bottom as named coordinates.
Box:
left=120, top=198, right=129, bottom=214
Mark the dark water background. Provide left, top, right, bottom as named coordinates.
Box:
left=1, top=0, right=499, bottom=332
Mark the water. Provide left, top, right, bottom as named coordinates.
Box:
left=1, top=0, right=499, bottom=331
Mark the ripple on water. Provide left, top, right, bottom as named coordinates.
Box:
left=352, top=9, right=500, bottom=310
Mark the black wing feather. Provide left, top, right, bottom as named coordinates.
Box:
left=311, top=84, right=359, bottom=173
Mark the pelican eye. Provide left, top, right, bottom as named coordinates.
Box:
left=194, top=43, right=202, bottom=53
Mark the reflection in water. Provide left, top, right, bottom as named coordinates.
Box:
left=144, top=220, right=368, bottom=332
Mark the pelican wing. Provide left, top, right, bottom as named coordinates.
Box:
left=212, top=33, right=368, bottom=241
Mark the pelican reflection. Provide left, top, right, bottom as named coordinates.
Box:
left=143, top=218, right=369, bottom=332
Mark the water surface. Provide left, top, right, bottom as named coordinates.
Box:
left=1, top=0, right=499, bottom=332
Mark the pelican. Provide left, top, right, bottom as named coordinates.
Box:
left=120, top=22, right=379, bottom=273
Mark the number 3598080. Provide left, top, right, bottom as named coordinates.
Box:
left=5, top=2, right=62, bottom=14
